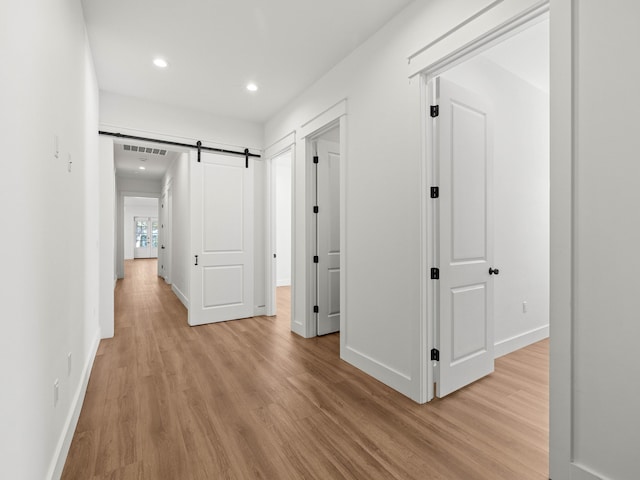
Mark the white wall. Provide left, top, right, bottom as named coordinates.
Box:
left=161, top=154, right=190, bottom=307
left=0, top=0, right=101, bottom=478
left=100, top=91, right=264, bottom=151
left=274, top=152, right=292, bottom=286
left=264, top=0, right=546, bottom=402
left=98, top=137, right=115, bottom=339
left=551, top=1, right=640, bottom=478
left=441, top=56, right=550, bottom=357
left=123, top=199, right=159, bottom=259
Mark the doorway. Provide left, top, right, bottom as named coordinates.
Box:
left=133, top=216, right=158, bottom=258
left=425, top=16, right=550, bottom=399
left=159, top=188, right=172, bottom=283
left=311, top=126, right=341, bottom=336
left=123, top=197, right=159, bottom=260
left=270, top=149, right=293, bottom=319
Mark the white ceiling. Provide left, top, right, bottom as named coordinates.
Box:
left=114, top=141, right=180, bottom=180
left=124, top=196, right=159, bottom=207
left=81, top=0, right=414, bottom=124
left=480, top=18, right=549, bottom=93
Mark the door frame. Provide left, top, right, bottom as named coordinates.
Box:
left=265, top=132, right=296, bottom=318
left=117, top=192, right=160, bottom=278
left=294, top=99, right=347, bottom=339
left=305, top=119, right=345, bottom=339
left=160, top=184, right=172, bottom=284
left=418, top=3, right=550, bottom=402
left=310, top=134, right=341, bottom=336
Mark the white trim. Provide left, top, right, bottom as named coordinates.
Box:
left=549, top=0, right=574, bottom=477
left=408, top=0, right=504, bottom=65
left=171, top=284, right=189, bottom=309
left=408, top=0, right=549, bottom=78
left=421, top=74, right=437, bottom=404
left=338, top=118, right=348, bottom=349
left=299, top=99, right=347, bottom=139
left=265, top=139, right=296, bottom=318
left=276, top=278, right=291, bottom=287
left=265, top=155, right=276, bottom=317
left=571, top=464, right=608, bottom=480
left=48, top=332, right=101, bottom=480
left=264, top=131, right=296, bottom=159
left=342, top=346, right=414, bottom=395
left=494, top=325, right=549, bottom=358
left=254, top=306, right=267, bottom=317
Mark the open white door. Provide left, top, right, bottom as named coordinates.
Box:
left=435, top=78, right=495, bottom=397
left=159, top=191, right=171, bottom=282
left=315, top=139, right=340, bottom=335
left=189, top=151, right=254, bottom=326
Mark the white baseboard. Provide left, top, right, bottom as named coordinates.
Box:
left=342, top=345, right=416, bottom=401
left=48, top=331, right=101, bottom=480
left=171, top=284, right=189, bottom=309
left=276, top=278, right=291, bottom=287
left=494, top=324, right=549, bottom=358
left=254, top=306, right=266, bottom=316
left=571, top=463, right=607, bottom=480
left=290, top=319, right=307, bottom=338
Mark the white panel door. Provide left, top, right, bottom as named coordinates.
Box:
left=316, top=139, right=340, bottom=335
left=436, top=78, right=495, bottom=397
left=189, top=151, right=254, bottom=326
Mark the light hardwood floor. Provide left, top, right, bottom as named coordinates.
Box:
left=62, top=259, right=548, bottom=479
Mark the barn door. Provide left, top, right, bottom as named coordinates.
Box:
left=189, top=151, right=254, bottom=326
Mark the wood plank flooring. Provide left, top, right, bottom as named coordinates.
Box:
left=62, top=259, right=548, bottom=479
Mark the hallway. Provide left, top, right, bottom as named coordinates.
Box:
left=62, top=259, right=548, bottom=479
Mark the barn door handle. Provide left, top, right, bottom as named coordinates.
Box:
left=489, top=267, right=499, bottom=275
left=194, top=255, right=199, bottom=266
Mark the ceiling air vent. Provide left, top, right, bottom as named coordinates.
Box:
left=122, top=144, right=167, bottom=156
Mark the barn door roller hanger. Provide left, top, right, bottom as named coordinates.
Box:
left=99, top=131, right=260, bottom=167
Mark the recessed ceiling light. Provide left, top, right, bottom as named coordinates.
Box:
left=153, top=58, right=168, bottom=68
left=246, top=83, right=258, bottom=92
left=139, top=166, right=146, bottom=170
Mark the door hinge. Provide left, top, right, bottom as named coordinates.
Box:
left=313, top=305, right=319, bottom=313
left=313, top=205, right=319, bottom=214
left=430, top=105, right=439, bottom=118
left=430, top=186, right=439, bottom=198
left=313, top=155, right=319, bottom=164
left=313, top=255, right=319, bottom=263
left=431, top=348, right=440, bottom=361
left=430, top=267, right=439, bottom=280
